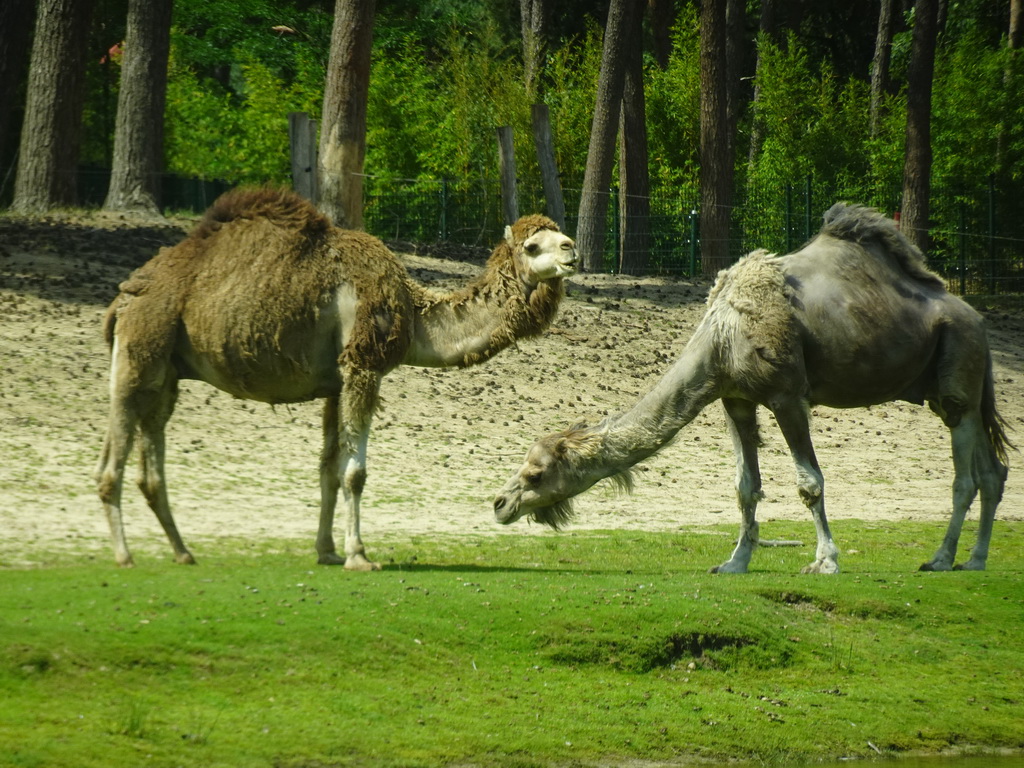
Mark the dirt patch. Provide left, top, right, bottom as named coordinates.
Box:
left=1, top=211, right=1022, bottom=567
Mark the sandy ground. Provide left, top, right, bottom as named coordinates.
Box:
left=1, top=211, right=1022, bottom=568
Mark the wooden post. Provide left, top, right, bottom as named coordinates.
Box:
left=496, top=126, right=519, bottom=225
left=531, top=104, right=566, bottom=230
left=288, top=112, right=319, bottom=203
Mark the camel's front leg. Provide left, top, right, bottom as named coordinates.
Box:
left=773, top=402, right=839, bottom=574
left=316, top=372, right=382, bottom=570
left=712, top=398, right=763, bottom=574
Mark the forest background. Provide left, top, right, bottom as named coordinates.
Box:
left=0, top=0, right=1022, bottom=282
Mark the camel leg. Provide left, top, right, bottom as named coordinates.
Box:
left=96, top=399, right=138, bottom=568
left=922, top=413, right=1005, bottom=571
left=711, top=398, right=763, bottom=574
left=136, top=376, right=194, bottom=565
left=773, top=402, right=840, bottom=574
left=316, top=395, right=345, bottom=565
left=316, top=370, right=382, bottom=570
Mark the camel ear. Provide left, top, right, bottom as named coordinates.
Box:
left=504, top=225, right=515, bottom=249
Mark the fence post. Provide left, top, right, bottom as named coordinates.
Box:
left=958, top=201, right=966, bottom=295
left=689, top=209, right=699, bottom=277
left=439, top=178, right=449, bottom=241
left=288, top=112, right=318, bottom=203
left=530, top=104, right=566, bottom=230
left=785, top=184, right=793, bottom=252
left=804, top=174, right=812, bottom=242
left=987, top=174, right=996, bottom=294
left=496, top=126, right=519, bottom=225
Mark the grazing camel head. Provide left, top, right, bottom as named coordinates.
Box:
left=493, top=422, right=632, bottom=530
left=503, top=215, right=578, bottom=284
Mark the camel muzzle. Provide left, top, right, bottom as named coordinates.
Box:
left=493, top=493, right=522, bottom=525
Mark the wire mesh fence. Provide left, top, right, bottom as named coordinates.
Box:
left=64, top=167, right=1024, bottom=302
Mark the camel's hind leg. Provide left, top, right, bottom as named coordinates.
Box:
left=712, top=398, right=764, bottom=574
left=921, top=412, right=1006, bottom=571
left=96, top=399, right=139, bottom=567
left=316, top=369, right=382, bottom=570
left=136, top=376, right=194, bottom=564
left=773, top=401, right=840, bottom=574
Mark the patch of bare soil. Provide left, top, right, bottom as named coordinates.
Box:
left=1, top=211, right=1022, bottom=567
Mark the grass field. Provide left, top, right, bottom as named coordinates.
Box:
left=2, top=522, right=1023, bottom=768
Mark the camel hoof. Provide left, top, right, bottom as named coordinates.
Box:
left=710, top=561, right=748, bottom=574
left=317, top=552, right=346, bottom=566
left=344, top=554, right=381, bottom=572
left=919, top=561, right=951, bottom=572
left=801, top=559, right=840, bottom=574
left=953, top=561, right=985, bottom=571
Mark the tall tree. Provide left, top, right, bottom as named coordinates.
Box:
left=103, top=0, right=173, bottom=215
left=318, top=0, right=376, bottom=229
left=900, top=0, right=939, bottom=253
left=699, top=0, right=734, bottom=274
left=747, top=0, right=777, bottom=172
left=649, top=0, right=677, bottom=70
left=519, top=0, right=548, bottom=99
left=870, top=0, right=895, bottom=138
left=0, top=0, right=36, bottom=188
left=617, top=0, right=650, bottom=275
left=12, top=0, right=96, bottom=213
left=997, top=0, right=1022, bottom=175
left=576, top=0, right=631, bottom=272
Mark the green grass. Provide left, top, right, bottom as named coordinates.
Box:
left=2, top=521, right=1023, bottom=768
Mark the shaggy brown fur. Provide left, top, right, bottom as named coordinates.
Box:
left=97, top=187, right=577, bottom=568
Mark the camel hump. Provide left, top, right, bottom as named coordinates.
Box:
left=193, top=187, right=331, bottom=240
left=820, top=202, right=945, bottom=288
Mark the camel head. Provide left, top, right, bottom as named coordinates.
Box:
left=503, top=214, right=578, bottom=284
left=493, top=423, right=633, bottom=530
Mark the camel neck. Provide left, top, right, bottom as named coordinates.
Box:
left=600, top=339, right=719, bottom=466
left=403, top=276, right=559, bottom=368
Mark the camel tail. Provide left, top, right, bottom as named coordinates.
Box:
left=102, top=303, right=118, bottom=350
left=983, top=350, right=1014, bottom=467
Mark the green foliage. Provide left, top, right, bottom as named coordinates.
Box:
left=164, top=49, right=323, bottom=184
left=645, top=5, right=701, bottom=187
left=2, top=523, right=1023, bottom=767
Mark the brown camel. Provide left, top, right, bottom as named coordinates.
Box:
left=494, top=203, right=1011, bottom=574
left=97, top=187, right=577, bottom=568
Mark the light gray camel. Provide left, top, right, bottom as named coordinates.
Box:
left=494, top=203, right=1011, bottom=573
left=97, top=187, right=577, bottom=569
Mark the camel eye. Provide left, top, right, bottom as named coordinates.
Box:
left=524, top=242, right=539, bottom=255
left=524, top=469, right=543, bottom=485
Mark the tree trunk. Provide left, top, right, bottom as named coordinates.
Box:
left=103, top=0, right=173, bottom=216
left=699, top=0, right=734, bottom=275
left=576, top=0, right=631, bottom=273
left=900, top=0, right=939, bottom=254
left=870, top=0, right=895, bottom=138
left=531, top=104, right=565, bottom=229
left=519, top=0, right=547, bottom=99
left=648, top=0, right=677, bottom=70
left=618, top=0, right=650, bottom=276
left=0, top=0, right=36, bottom=185
left=725, top=0, right=745, bottom=169
left=747, top=0, right=777, bottom=172
left=318, top=0, right=376, bottom=229
left=997, top=0, right=1022, bottom=175
left=12, top=0, right=96, bottom=213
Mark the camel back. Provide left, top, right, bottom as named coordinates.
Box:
left=820, top=203, right=945, bottom=289
left=105, top=187, right=416, bottom=375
